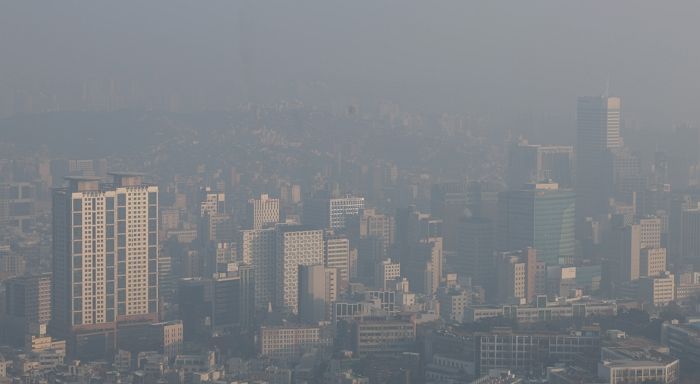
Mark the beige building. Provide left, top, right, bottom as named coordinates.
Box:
left=353, top=319, right=416, bottom=355
left=51, top=173, right=159, bottom=343
left=464, top=300, right=617, bottom=324
left=247, top=193, right=280, bottom=230
left=496, top=248, right=537, bottom=304
left=639, top=216, right=662, bottom=249
left=375, top=258, right=400, bottom=290
left=640, top=248, right=667, bottom=277
left=638, top=272, right=675, bottom=307
left=324, top=233, right=350, bottom=287
left=260, top=326, right=330, bottom=361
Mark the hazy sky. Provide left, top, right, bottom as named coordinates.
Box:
left=2, top=1, right=699, bottom=130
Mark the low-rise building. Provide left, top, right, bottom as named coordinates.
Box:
left=464, top=299, right=617, bottom=324
left=352, top=318, right=416, bottom=355
left=475, top=327, right=601, bottom=377
left=599, top=330, right=679, bottom=384
left=661, top=320, right=700, bottom=371
left=259, top=325, right=331, bottom=361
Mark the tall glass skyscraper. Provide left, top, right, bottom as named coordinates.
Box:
left=576, top=96, right=621, bottom=220
left=498, top=183, right=575, bottom=265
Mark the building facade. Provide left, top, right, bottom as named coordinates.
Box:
left=51, top=173, right=158, bottom=356
left=247, top=193, right=279, bottom=230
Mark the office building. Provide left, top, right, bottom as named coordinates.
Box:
left=239, top=227, right=276, bottom=309
left=211, top=267, right=255, bottom=331
left=5, top=272, right=52, bottom=326
left=198, top=187, right=232, bottom=245
left=51, top=173, right=158, bottom=357
left=298, top=264, right=338, bottom=324
left=639, top=216, right=662, bottom=249
left=681, top=207, right=700, bottom=265
left=357, top=236, right=387, bottom=286
left=324, top=233, right=350, bottom=287
left=661, top=320, right=700, bottom=371
left=430, top=181, right=470, bottom=252
left=507, top=139, right=574, bottom=189
left=475, top=328, right=601, bottom=376
left=247, top=193, right=279, bottom=230
left=116, top=320, right=183, bottom=360
left=598, top=332, right=679, bottom=384
left=437, top=286, right=470, bottom=323
left=496, top=248, right=537, bottom=304
left=403, top=237, right=443, bottom=295
left=199, top=187, right=225, bottom=217
left=304, top=195, right=364, bottom=230
left=352, top=319, right=416, bottom=355
left=454, top=216, right=494, bottom=294
left=276, top=226, right=325, bottom=314
left=498, top=182, right=575, bottom=265
left=178, top=268, right=255, bottom=339
left=2, top=273, right=52, bottom=346
left=613, top=224, right=641, bottom=282
left=638, top=272, right=674, bottom=307
left=375, top=258, right=401, bottom=290
left=611, top=147, right=645, bottom=204
left=576, top=96, right=621, bottom=219
left=259, top=325, right=331, bottom=361
left=464, top=300, right=617, bottom=324
left=0, top=181, right=36, bottom=233
left=640, top=248, right=666, bottom=278
left=177, top=278, right=211, bottom=341
left=346, top=208, right=395, bottom=252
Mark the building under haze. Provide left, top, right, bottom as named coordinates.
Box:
left=275, top=226, right=325, bottom=314
left=498, top=182, right=575, bottom=266
left=430, top=181, right=470, bottom=253
left=496, top=248, right=537, bottom=304
left=576, top=96, right=621, bottom=220
left=51, top=173, right=158, bottom=357
left=247, top=193, right=280, bottom=230
left=454, top=216, right=494, bottom=295
left=304, top=195, right=364, bottom=230
left=2, top=273, right=52, bottom=346
left=506, top=140, right=574, bottom=189
left=239, top=227, right=276, bottom=310
left=324, top=233, right=350, bottom=287
left=298, top=264, right=338, bottom=324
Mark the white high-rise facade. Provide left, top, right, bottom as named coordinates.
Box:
left=324, top=234, right=350, bottom=286
left=200, top=187, right=225, bottom=217
left=247, top=194, right=280, bottom=230
left=329, top=196, right=364, bottom=230
left=239, top=227, right=276, bottom=309
left=276, top=226, right=324, bottom=314
left=52, top=173, right=158, bottom=337
left=306, top=195, right=365, bottom=230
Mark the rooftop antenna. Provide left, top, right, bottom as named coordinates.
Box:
left=604, top=74, right=611, bottom=98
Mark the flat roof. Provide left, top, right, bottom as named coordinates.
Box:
left=64, top=176, right=102, bottom=181
left=107, top=171, right=146, bottom=176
